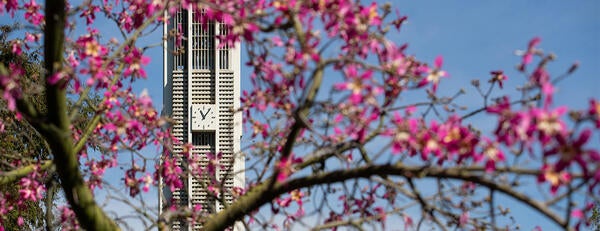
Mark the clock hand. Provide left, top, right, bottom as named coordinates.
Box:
left=199, top=109, right=209, bottom=120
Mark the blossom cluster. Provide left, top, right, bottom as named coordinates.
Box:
left=0, top=0, right=598, bottom=230
left=0, top=0, right=174, bottom=227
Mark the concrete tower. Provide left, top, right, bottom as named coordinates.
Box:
left=160, top=7, right=244, bottom=230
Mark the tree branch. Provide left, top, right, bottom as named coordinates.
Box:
left=71, top=9, right=163, bottom=155
left=0, top=160, right=52, bottom=185
left=203, top=163, right=569, bottom=230
left=265, top=58, right=326, bottom=189
left=45, top=176, right=57, bottom=231
left=43, top=0, right=118, bottom=229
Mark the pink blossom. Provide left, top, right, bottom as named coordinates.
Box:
left=334, top=65, right=375, bottom=105
left=541, top=82, right=554, bottom=106
left=487, top=97, right=535, bottom=146
left=24, top=33, right=39, bottom=43
left=193, top=204, right=202, bottom=213
left=538, top=164, right=571, bottom=194
left=532, top=106, right=567, bottom=143
left=359, top=2, right=381, bottom=26
left=59, top=206, right=80, bottom=230
left=123, top=46, right=151, bottom=78
left=544, top=129, right=596, bottom=174
left=531, top=67, right=550, bottom=86
left=439, top=117, right=480, bottom=163
left=10, top=40, right=22, bottom=55
left=24, top=0, right=43, bottom=25
left=80, top=4, right=100, bottom=25
left=418, top=55, right=447, bottom=92
left=477, top=139, right=505, bottom=172
left=251, top=121, right=269, bottom=138
left=589, top=99, right=600, bottom=128
left=118, top=11, right=134, bottom=33
left=403, top=213, right=414, bottom=229
left=276, top=190, right=304, bottom=207
left=0, top=0, right=18, bottom=17
left=160, top=157, right=183, bottom=191
left=67, top=51, right=80, bottom=68
left=520, top=37, right=541, bottom=70
left=489, top=70, right=507, bottom=89
left=389, top=112, right=418, bottom=154
left=47, top=71, right=68, bottom=85
left=76, top=33, right=107, bottom=59
left=571, top=209, right=583, bottom=219
left=208, top=185, right=220, bottom=197
left=459, top=211, right=469, bottom=227
left=19, top=176, right=45, bottom=201
left=276, top=154, right=302, bottom=182
left=419, top=133, right=442, bottom=160
left=0, top=63, right=24, bottom=111
left=272, top=36, right=284, bottom=46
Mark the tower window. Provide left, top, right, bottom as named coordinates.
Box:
left=172, top=9, right=187, bottom=71
left=218, top=24, right=230, bottom=70
left=191, top=10, right=214, bottom=71
left=192, top=132, right=215, bottom=146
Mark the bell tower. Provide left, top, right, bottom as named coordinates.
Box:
left=160, top=7, right=244, bottom=230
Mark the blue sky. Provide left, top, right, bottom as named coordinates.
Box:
left=393, top=1, right=599, bottom=107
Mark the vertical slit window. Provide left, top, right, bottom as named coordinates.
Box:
left=191, top=9, right=214, bottom=71
left=173, top=9, right=187, bottom=71
left=192, top=132, right=215, bottom=147
left=218, top=23, right=230, bottom=70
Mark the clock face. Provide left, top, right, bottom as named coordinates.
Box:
left=191, top=104, right=217, bottom=131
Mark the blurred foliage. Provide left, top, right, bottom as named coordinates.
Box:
left=0, top=24, right=102, bottom=229
left=0, top=24, right=50, bottom=229
left=593, top=204, right=599, bottom=231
